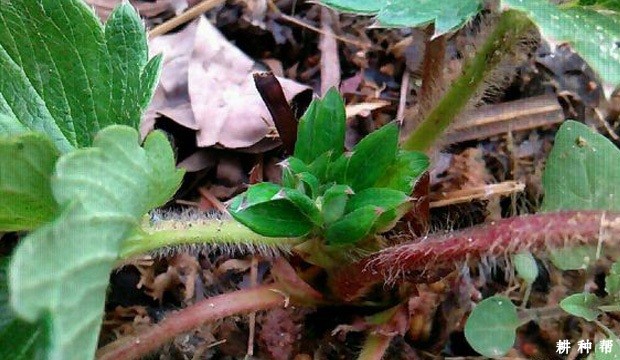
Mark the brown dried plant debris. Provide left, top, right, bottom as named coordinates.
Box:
left=142, top=16, right=310, bottom=151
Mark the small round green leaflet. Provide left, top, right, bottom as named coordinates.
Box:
left=560, top=293, right=602, bottom=321
left=464, top=295, right=519, bottom=358
left=513, top=252, right=538, bottom=284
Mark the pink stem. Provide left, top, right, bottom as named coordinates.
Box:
left=97, top=285, right=286, bottom=360
left=333, top=211, right=620, bottom=301
left=358, top=332, right=393, bottom=360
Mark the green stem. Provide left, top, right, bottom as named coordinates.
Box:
left=118, top=219, right=299, bottom=259
left=402, top=10, right=535, bottom=152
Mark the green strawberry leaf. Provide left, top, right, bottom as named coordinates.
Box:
left=376, top=0, right=482, bottom=36
left=542, top=120, right=620, bottom=211
left=464, top=296, right=519, bottom=358
left=0, top=257, right=47, bottom=360
left=326, top=205, right=382, bottom=245
left=229, top=183, right=316, bottom=237
left=0, top=133, right=59, bottom=231
left=321, top=184, right=354, bottom=225
left=0, top=1, right=161, bottom=152
left=560, top=293, right=603, bottom=321
left=345, top=188, right=411, bottom=232
left=294, top=88, right=346, bottom=164
left=331, top=122, right=399, bottom=191
left=9, top=126, right=183, bottom=360
left=0, top=113, right=27, bottom=136
left=374, top=150, right=429, bottom=193
left=321, top=0, right=383, bottom=14
left=503, top=0, right=620, bottom=96
left=321, top=0, right=482, bottom=37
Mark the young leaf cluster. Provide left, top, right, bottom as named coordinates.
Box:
left=229, top=89, right=429, bottom=246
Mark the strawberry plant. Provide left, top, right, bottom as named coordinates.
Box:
left=2, top=0, right=620, bottom=359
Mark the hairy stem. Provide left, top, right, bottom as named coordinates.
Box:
left=401, top=28, right=447, bottom=138
left=119, top=219, right=298, bottom=259
left=358, top=332, right=392, bottom=360
left=332, top=211, right=620, bottom=301
left=402, top=10, right=535, bottom=152
left=96, top=285, right=287, bottom=360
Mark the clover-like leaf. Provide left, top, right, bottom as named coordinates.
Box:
left=542, top=121, right=620, bottom=211
left=321, top=184, right=354, bottom=225
left=294, top=88, right=346, bottom=164
left=326, top=205, right=382, bottom=245
left=560, top=293, right=603, bottom=321
left=345, top=188, right=411, bottom=233
left=229, top=183, right=317, bottom=237
left=374, top=150, right=429, bottom=193
left=0, top=1, right=161, bottom=151
left=0, top=133, right=59, bottom=231
left=464, top=295, right=519, bottom=358
left=513, top=252, right=539, bottom=285
left=9, top=126, right=183, bottom=360
left=330, top=122, right=399, bottom=191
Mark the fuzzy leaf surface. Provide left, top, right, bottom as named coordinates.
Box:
left=542, top=121, right=620, bottom=211
left=294, top=88, right=346, bottom=164
left=0, top=133, right=58, bottom=231
left=0, top=1, right=160, bottom=152
left=374, top=150, right=429, bottom=193
left=229, top=183, right=316, bottom=237
left=503, top=0, right=620, bottom=95
left=9, top=126, right=183, bottom=360
left=464, top=296, right=519, bottom=358
left=321, top=0, right=482, bottom=36
left=331, top=122, right=398, bottom=191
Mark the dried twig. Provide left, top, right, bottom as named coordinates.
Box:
left=148, top=0, right=224, bottom=38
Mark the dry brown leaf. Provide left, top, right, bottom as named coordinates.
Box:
left=188, top=17, right=309, bottom=148
left=142, top=17, right=310, bottom=150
